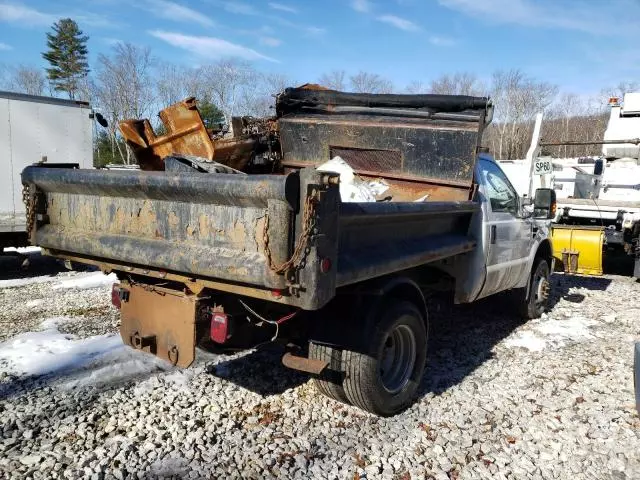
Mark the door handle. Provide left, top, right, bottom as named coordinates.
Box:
left=490, top=225, right=497, bottom=244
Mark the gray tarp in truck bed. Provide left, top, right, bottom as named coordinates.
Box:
left=21, top=89, right=490, bottom=309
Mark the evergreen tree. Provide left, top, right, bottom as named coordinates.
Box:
left=42, top=18, right=89, bottom=99
left=198, top=100, right=226, bottom=130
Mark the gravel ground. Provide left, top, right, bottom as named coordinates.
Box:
left=0, top=251, right=639, bottom=479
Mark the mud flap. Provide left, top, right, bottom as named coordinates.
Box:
left=551, top=225, right=604, bottom=275
left=119, top=283, right=200, bottom=367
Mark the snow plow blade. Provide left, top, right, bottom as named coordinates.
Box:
left=551, top=225, right=604, bottom=275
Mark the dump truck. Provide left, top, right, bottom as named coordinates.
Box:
left=0, top=90, right=94, bottom=251
left=21, top=88, right=557, bottom=415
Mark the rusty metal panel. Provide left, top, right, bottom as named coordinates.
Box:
left=119, top=283, right=200, bottom=367
left=22, top=166, right=299, bottom=289
left=119, top=98, right=215, bottom=171
left=329, top=146, right=402, bottom=172
left=279, top=115, right=479, bottom=188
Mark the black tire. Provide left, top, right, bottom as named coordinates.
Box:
left=513, top=258, right=551, bottom=319
left=343, top=300, right=427, bottom=416
left=309, top=342, right=350, bottom=405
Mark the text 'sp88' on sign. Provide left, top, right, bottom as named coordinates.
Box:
left=533, top=158, right=553, bottom=175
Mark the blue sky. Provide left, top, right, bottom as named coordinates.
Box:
left=0, top=0, right=638, bottom=96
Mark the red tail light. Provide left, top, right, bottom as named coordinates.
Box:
left=111, top=284, right=129, bottom=309
left=111, top=284, right=122, bottom=309
left=210, top=312, right=229, bottom=344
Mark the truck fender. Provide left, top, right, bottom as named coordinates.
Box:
left=308, top=277, right=427, bottom=354
left=359, top=276, right=428, bottom=341
left=524, top=239, right=553, bottom=299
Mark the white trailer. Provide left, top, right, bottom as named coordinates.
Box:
left=0, top=91, right=94, bottom=249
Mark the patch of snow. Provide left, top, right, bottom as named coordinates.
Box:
left=505, top=316, right=596, bottom=352
left=39, top=316, right=74, bottom=330
left=0, top=275, right=57, bottom=289
left=52, top=272, right=118, bottom=290
left=3, top=246, right=41, bottom=254
left=0, top=322, right=169, bottom=387
left=25, top=299, right=44, bottom=308
left=505, top=331, right=547, bottom=352
left=0, top=329, right=121, bottom=377
left=534, top=316, right=595, bottom=341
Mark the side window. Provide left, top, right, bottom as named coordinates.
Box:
left=479, top=160, right=519, bottom=215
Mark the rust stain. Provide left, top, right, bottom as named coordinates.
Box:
left=228, top=218, right=247, bottom=247
left=254, top=215, right=267, bottom=253
left=198, top=214, right=211, bottom=239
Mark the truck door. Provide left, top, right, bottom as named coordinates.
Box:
left=477, top=158, right=532, bottom=298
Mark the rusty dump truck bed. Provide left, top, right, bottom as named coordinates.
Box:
left=21, top=88, right=492, bottom=310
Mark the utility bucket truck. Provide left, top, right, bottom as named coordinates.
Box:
left=501, top=94, right=640, bottom=277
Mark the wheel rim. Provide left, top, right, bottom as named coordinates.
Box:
left=379, top=324, right=417, bottom=394
left=533, top=268, right=550, bottom=308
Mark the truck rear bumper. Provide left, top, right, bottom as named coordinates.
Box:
left=118, top=282, right=201, bottom=367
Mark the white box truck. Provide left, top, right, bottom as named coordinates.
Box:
left=1, top=91, right=94, bottom=249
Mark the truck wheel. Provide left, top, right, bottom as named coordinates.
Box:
left=343, top=300, right=427, bottom=416
left=516, top=258, right=551, bottom=319
left=309, top=342, right=350, bottom=405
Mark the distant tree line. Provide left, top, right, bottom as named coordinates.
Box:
left=1, top=18, right=638, bottom=164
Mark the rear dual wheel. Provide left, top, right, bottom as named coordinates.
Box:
left=310, top=300, right=428, bottom=416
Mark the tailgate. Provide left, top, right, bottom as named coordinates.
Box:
left=21, top=166, right=302, bottom=291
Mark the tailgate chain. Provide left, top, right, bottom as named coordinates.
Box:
left=22, top=183, right=36, bottom=242
left=263, top=193, right=317, bottom=275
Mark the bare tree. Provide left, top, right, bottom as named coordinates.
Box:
left=349, top=71, right=394, bottom=93
left=197, top=59, right=260, bottom=133
left=404, top=80, right=427, bottom=94
left=487, top=69, right=557, bottom=159
left=4, top=65, right=48, bottom=96
left=244, top=72, right=292, bottom=117
left=429, top=72, right=485, bottom=96
left=318, top=70, right=346, bottom=90
left=155, top=62, right=205, bottom=107
left=94, top=43, right=155, bottom=163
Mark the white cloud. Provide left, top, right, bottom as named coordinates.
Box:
left=351, top=0, right=372, bottom=13
left=268, top=2, right=297, bottom=14
left=437, top=0, right=640, bottom=34
left=0, top=2, right=59, bottom=26
left=377, top=14, right=419, bottom=31
left=305, top=26, right=326, bottom=35
left=149, top=30, right=278, bottom=62
left=260, top=36, right=282, bottom=47
left=146, top=0, right=214, bottom=27
left=0, top=2, right=118, bottom=28
left=0, top=42, right=12, bottom=50
left=429, top=35, right=456, bottom=47
left=223, top=2, right=258, bottom=16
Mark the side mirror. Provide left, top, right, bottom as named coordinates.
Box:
left=533, top=188, right=556, bottom=219
left=95, top=112, right=108, bottom=128
left=593, top=159, right=604, bottom=176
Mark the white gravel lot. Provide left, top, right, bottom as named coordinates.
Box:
left=0, top=251, right=639, bottom=479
